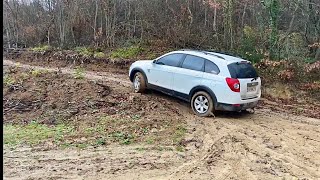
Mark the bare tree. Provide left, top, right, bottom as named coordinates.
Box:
left=3, top=0, right=320, bottom=61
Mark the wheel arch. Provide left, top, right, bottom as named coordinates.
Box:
left=189, top=86, right=218, bottom=108
left=130, top=68, right=148, bottom=83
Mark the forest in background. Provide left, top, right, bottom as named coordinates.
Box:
left=3, top=0, right=320, bottom=62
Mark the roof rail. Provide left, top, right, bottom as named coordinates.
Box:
left=179, top=49, right=198, bottom=51
left=204, top=52, right=226, bottom=60
left=178, top=49, right=225, bottom=60
left=206, top=50, right=241, bottom=58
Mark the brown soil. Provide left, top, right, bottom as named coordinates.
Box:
left=3, top=59, right=320, bottom=180
left=3, top=61, right=184, bottom=147
left=5, top=50, right=134, bottom=74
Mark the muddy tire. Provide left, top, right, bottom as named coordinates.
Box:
left=133, top=72, right=146, bottom=93
left=191, top=91, right=214, bottom=117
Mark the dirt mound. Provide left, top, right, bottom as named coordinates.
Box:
left=4, top=50, right=134, bottom=74
left=4, top=67, right=175, bottom=122
left=3, top=66, right=186, bottom=148
left=4, top=67, right=108, bottom=124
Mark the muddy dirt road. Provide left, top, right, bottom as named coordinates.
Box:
left=3, top=60, right=320, bottom=180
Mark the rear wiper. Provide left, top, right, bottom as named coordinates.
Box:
left=251, top=77, right=258, bottom=81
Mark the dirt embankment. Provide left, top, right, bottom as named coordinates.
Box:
left=3, top=58, right=320, bottom=180
left=3, top=63, right=185, bottom=147
left=4, top=49, right=320, bottom=119
left=4, top=49, right=134, bottom=74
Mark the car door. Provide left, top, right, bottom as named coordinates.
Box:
left=172, top=55, right=205, bottom=98
left=147, top=53, right=185, bottom=91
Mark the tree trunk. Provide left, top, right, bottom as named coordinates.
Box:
left=285, top=4, right=299, bottom=59
left=112, top=1, right=116, bottom=46
left=47, top=30, right=50, bottom=45
left=94, top=0, right=98, bottom=44
left=58, top=1, right=65, bottom=47
left=315, top=47, right=320, bottom=60
left=213, top=0, right=217, bottom=32
left=241, top=2, right=248, bottom=28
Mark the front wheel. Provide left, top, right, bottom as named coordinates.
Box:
left=133, top=72, right=146, bottom=93
left=191, top=91, right=214, bottom=117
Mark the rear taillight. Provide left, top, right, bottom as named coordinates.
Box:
left=226, top=78, right=240, bottom=92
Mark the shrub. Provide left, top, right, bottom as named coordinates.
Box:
left=73, top=67, right=86, bottom=79
left=94, top=52, right=105, bottom=58
left=30, top=69, right=43, bottom=77
left=279, top=33, right=308, bottom=59
left=75, top=47, right=93, bottom=57
left=146, top=52, right=158, bottom=60
left=256, top=58, right=319, bottom=84
left=239, top=26, right=264, bottom=63
left=31, top=45, right=51, bottom=52
left=110, top=46, right=144, bottom=59
left=277, top=69, right=295, bottom=81
left=4, top=75, right=15, bottom=86
left=305, top=61, right=320, bottom=73
left=304, top=61, right=320, bottom=83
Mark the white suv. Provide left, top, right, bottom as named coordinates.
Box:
left=129, top=50, right=261, bottom=117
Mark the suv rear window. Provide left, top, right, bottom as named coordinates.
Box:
left=228, top=62, right=258, bottom=79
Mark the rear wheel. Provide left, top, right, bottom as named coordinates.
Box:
left=133, top=72, right=146, bottom=93
left=191, top=91, right=214, bottom=117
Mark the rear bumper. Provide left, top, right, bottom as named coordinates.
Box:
left=216, top=101, right=258, bottom=111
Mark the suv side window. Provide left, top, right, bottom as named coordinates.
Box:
left=181, top=55, right=205, bottom=71
left=156, top=53, right=185, bottom=67
left=205, top=60, right=220, bottom=74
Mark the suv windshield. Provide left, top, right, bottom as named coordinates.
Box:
left=228, top=62, right=258, bottom=79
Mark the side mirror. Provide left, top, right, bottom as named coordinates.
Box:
left=152, top=60, right=157, bottom=64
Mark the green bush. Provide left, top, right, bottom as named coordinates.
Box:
left=279, top=33, right=308, bottom=60
left=75, top=47, right=93, bottom=57
left=3, top=75, right=15, bottom=86
left=110, top=46, right=144, bottom=59
left=304, top=57, right=317, bottom=63
left=239, top=26, right=264, bottom=63
left=73, top=67, right=86, bottom=79
left=94, top=52, right=106, bottom=58
left=146, top=52, right=158, bottom=60
left=31, top=45, right=51, bottom=52
left=30, top=69, right=45, bottom=77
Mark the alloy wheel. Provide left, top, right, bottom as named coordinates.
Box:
left=194, top=95, right=209, bottom=114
